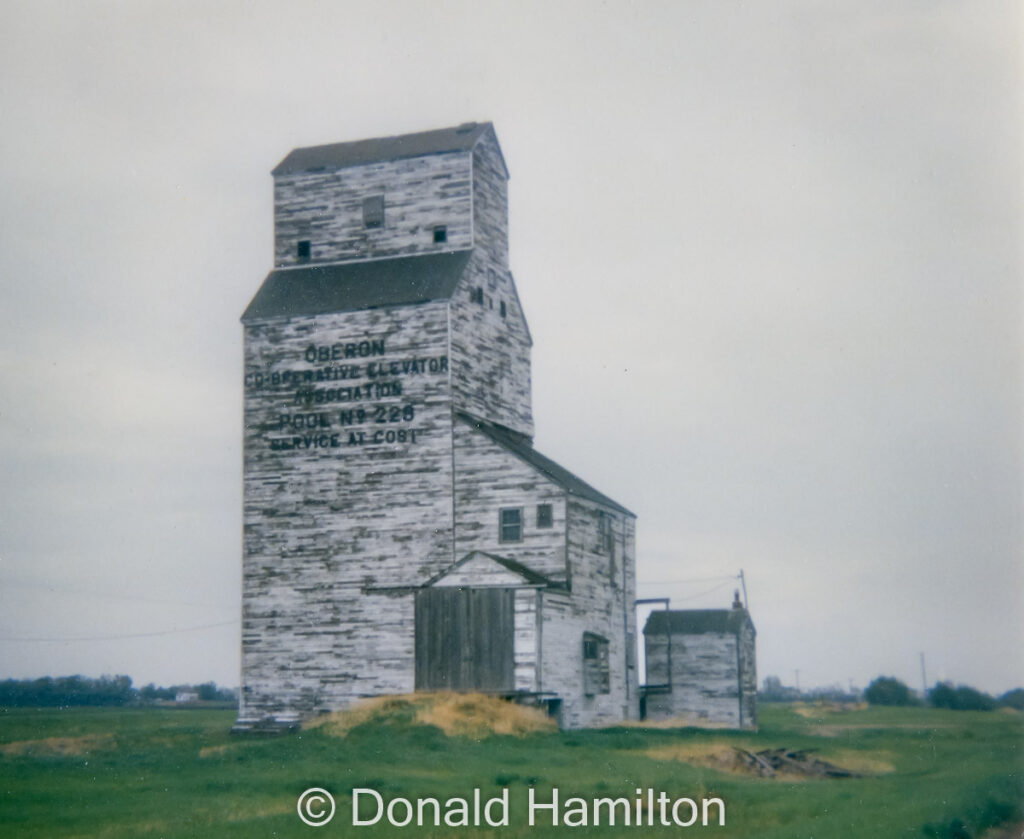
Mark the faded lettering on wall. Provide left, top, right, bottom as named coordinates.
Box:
left=245, top=338, right=449, bottom=451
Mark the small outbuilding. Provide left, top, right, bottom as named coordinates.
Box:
left=642, top=593, right=757, bottom=729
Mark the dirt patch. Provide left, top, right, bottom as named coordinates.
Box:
left=309, top=692, right=556, bottom=739
left=0, top=733, right=115, bottom=757
left=647, top=742, right=892, bottom=780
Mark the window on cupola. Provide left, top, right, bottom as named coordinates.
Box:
left=363, top=194, right=384, bottom=228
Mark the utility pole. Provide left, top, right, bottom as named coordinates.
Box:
left=794, top=669, right=801, bottom=694
left=738, top=569, right=748, bottom=607
left=920, top=652, right=928, bottom=698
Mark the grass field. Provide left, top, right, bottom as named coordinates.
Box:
left=0, top=699, right=1020, bottom=838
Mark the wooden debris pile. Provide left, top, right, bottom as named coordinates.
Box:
left=732, top=747, right=862, bottom=778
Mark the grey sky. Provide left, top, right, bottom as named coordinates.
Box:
left=0, top=1, right=1020, bottom=695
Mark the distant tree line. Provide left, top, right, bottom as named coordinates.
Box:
left=761, top=673, right=1024, bottom=712
left=0, top=675, right=237, bottom=708
left=137, top=681, right=236, bottom=703
left=863, top=675, right=1023, bottom=711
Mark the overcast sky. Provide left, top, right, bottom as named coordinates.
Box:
left=0, top=1, right=1020, bottom=696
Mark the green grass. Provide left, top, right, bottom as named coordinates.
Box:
left=0, top=703, right=1020, bottom=838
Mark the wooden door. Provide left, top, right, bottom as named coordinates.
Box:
left=414, top=587, right=515, bottom=692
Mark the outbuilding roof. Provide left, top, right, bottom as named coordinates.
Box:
left=643, top=609, right=754, bottom=636
left=241, top=250, right=471, bottom=322
left=272, top=122, right=500, bottom=176
left=460, top=413, right=634, bottom=517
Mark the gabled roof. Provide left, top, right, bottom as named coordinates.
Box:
left=643, top=609, right=754, bottom=636
left=272, top=122, right=502, bottom=176
left=423, top=550, right=561, bottom=589
left=459, top=413, right=634, bottom=516
left=241, top=250, right=471, bottom=322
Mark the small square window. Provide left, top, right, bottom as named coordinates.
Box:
left=500, top=300, right=507, bottom=318
left=475, top=287, right=484, bottom=305
left=363, top=194, right=384, bottom=228
left=499, top=508, right=522, bottom=543
left=433, top=225, right=447, bottom=244
left=537, top=504, right=553, bottom=528
left=297, top=240, right=311, bottom=260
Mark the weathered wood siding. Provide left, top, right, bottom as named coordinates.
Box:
left=447, top=131, right=532, bottom=436
left=738, top=619, right=757, bottom=728
left=240, top=302, right=455, bottom=722
left=644, top=622, right=757, bottom=729
left=537, top=498, right=638, bottom=728
left=471, top=129, right=509, bottom=276
left=273, top=151, right=473, bottom=267
left=448, top=254, right=533, bottom=437
left=451, top=420, right=567, bottom=581
left=448, top=424, right=639, bottom=723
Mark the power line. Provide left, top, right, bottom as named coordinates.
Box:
left=0, top=576, right=234, bottom=611
left=639, top=574, right=739, bottom=585
left=0, top=619, right=239, bottom=643
left=640, top=579, right=736, bottom=604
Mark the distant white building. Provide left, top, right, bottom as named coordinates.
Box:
left=174, top=690, right=198, bottom=704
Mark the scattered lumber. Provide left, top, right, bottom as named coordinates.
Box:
left=732, top=747, right=862, bottom=778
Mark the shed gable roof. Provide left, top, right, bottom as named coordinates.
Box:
left=241, top=250, right=471, bottom=322
left=459, top=413, right=634, bottom=516
left=643, top=609, right=754, bottom=636
left=272, top=122, right=502, bottom=177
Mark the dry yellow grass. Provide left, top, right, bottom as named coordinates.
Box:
left=0, top=733, right=115, bottom=757
left=198, top=743, right=238, bottom=759
left=309, top=692, right=556, bottom=738
left=826, top=748, right=896, bottom=774
left=645, top=741, right=893, bottom=780
left=646, top=742, right=761, bottom=776
left=791, top=701, right=869, bottom=718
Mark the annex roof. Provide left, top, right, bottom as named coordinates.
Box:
left=241, top=250, right=471, bottom=322
left=423, top=551, right=562, bottom=589
left=643, top=609, right=754, bottom=636
left=460, top=413, right=634, bottom=517
left=272, top=122, right=503, bottom=177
